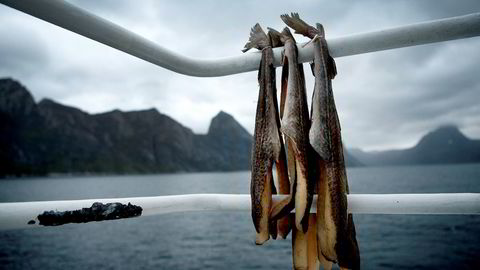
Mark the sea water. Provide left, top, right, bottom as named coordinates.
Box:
left=0, top=164, right=479, bottom=269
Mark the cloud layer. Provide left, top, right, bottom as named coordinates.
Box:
left=1, top=0, right=479, bottom=150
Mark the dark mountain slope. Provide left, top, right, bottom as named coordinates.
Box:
left=0, top=78, right=253, bottom=176
left=350, top=126, right=480, bottom=166
left=0, top=78, right=361, bottom=177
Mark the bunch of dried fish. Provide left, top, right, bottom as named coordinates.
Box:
left=245, top=13, right=360, bottom=270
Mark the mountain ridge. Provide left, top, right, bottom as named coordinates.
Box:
left=0, top=78, right=365, bottom=177
left=0, top=78, right=254, bottom=176
left=349, top=126, right=480, bottom=166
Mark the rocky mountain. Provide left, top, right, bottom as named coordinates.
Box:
left=0, top=78, right=361, bottom=177
left=345, top=151, right=363, bottom=167
left=0, top=78, right=254, bottom=176
left=350, top=126, right=480, bottom=166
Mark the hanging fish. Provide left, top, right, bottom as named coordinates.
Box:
left=268, top=24, right=318, bottom=270
left=243, top=24, right=290, bottom=244
left=268, top=28, right=294, bottom=240
left=269, top=26, right=315, bottom=235
left=282, top=13, right=360, bottom=270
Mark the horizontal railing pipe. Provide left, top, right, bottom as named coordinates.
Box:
left=0, top=193, right=479, bottom=231
left=1, top=0, right=480, bottom=77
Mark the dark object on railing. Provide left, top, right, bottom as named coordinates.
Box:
left=37, top=202, right=142, bottom=226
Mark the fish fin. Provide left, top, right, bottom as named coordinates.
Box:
left=242, top=23, right=269, bottom=52
left=257, top=51, right=265, bottom=82
left=275, top=149, right=292, bottom=238
left=269, top=219, right=278, bottom=240
left=337, top=214, right=360, bottom=270
left=281, top=12, right=318, bottom=39
left=316, top=23, right=325, bottom=37
left=270, top=194, right=295, bottom=221
left=327, top=55, right=337, bottom=80
left=269, top=221, right=278, bottom=240
left=279, top=55, right=288, bottom=119
left=276, top=214, right=292, bottom=239
left=310, top=62, right=315, bottom=77
left=269, top=172, right=278, bottom=239
left=300, top=209, right=310, bottom=233
left=307, top=215, right=319, bottom=270
left=297, top=62, right=307, bottom=94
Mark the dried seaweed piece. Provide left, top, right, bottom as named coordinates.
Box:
left=37, top=202, right=142, bottom=226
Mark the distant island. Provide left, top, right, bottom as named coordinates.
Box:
left=1, top=78, right=479, bottom=177
left=349, top=125, right=480, bottom=166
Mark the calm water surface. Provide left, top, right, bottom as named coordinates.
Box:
left=0, top=164, right=479, bottom=269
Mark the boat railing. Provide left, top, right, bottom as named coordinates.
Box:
left=0, top=193, right=479, bottom=230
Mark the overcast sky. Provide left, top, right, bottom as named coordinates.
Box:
left=1, top=0, right=479, bottom=151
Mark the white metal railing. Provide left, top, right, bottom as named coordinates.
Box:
left=1, top=0, right=480, bottom=76
left=1, top=194, right=479, bottom=231
left=0, top=0, right=479, bottom=231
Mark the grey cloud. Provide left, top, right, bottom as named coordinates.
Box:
left=0, top=23, right=50, bottom=77
left=1, top=1, right=479, bottom=151
left=413, top=0, right=480, bottom=18
left=69, top=0, right=136, bottom=19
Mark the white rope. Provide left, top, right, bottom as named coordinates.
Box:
left=0, top=193, right=478, bottom=231
left=1, top=0, right=479, bottom=77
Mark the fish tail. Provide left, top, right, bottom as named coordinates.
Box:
left=281, top=12, right=318, bottom=39
left=242, top=23, right=269, bottom=52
